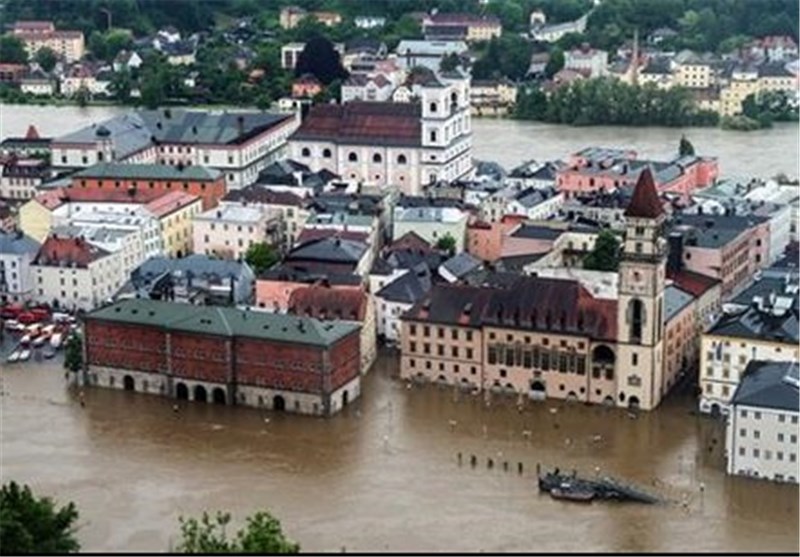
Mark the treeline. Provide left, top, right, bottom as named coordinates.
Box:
left=515, top=78, right=720, bottom=127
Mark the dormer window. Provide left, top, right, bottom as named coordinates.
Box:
left=429, top=102, right=437, bottom=113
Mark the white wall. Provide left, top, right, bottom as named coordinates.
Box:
left=726, top=403, right=799, bottom=483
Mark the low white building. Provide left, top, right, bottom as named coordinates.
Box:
left=31, top=233, right=127, bottom=311
left=354, top=16, right=386, bottom=29
left=20, top=69, right=55, bottom=96
left=725, top=361, right=799, bottom=483
left=565, top=45, right=609, bottom=77
left=374, top=265, right=431, bottom=342
left=0, top=231, right=40, bottom=303
left=505, top=187, right=564, bottom=220
left=193, top=203, right=281, bottom=260
left=341, top=74, right=395, bottom=103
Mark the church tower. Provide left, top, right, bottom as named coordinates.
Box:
left=615, top=168, right=667, bottom=410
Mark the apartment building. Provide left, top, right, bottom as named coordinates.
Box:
left=11, top=20, right=85, bottom=62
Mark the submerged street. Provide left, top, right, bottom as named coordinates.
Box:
left=1, top=349, right=797, bottom=552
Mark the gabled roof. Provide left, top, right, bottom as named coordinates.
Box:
left=376, top=264, right=432, bottom=304
left=731, top=361, right=799, bottom=412
left=287, top=285, right=367, bottom=321
left=668, top=269, right=720, bottom=297
left=33, top=235, right=110, bottom=268
left=0, top=231, right=40, bottom=255
left=624, top=167, right=664, bottom=219
left=287, top=237, right=367, bottom=263
left=387, top=230, right=433, bottom=253
left=73, top=163, right=221, bottom=182
left=439, top=252, right=481, bottom=280
left=293, top=102, right=422, bottom=147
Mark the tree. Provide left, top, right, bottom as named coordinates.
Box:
left=0, top=481, right=80, bottom=554
left=244, top=242, right=279, bottom=275
left=439, top=52, right=461, bottom=73
left=436, top=234, right=457, bottom=255
left=0, top=35, right=28, bottom=64
left=63, top=333, right=83, bottom=373
left=75, top=87, right=90, bottom=107
left=294, top=35, right=348, bottom=85
left=109, top=69, right=133, bottom=102
left=678, top=135, right=695, bottom=156
left=544, top=47, right=564, bottom=79
left=175, top=511, right=299, bottom=554
left=34, top=47, right=58, bottom=72
left=583, top=229, right=620, bottom=272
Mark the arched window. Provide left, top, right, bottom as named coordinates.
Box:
left=372, top=153, right=382, bottom=163
left=348, top=152, right=358, bottom=162
left=322, top=148, right=332, bottom=158
left=301, top=147, right=311, bottom=157
left=629, top=299, right=645, bottom=344
left=429, top=102, right=438, bottom=113
left=397, top=154, right=407, bottom=165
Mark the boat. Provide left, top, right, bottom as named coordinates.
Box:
left=41, top=324, right=56, bottom=336
left=20, top=334, right=31, bottom=344
left=537, top=466, right=659, bottom=504
left=6, top=351, right=20, bottom=363
left=18, top=349, right=31, bottom=361
left=50, top=333, right=63, bottom=349
left=550, top=484, right=595, bottom=503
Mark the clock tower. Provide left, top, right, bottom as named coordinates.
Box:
left=615, top=167, right=667, bottom=410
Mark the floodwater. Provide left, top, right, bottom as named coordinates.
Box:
left=1, top=104, right=798, bottom=181
left=1, top=347, right=797, bottom=553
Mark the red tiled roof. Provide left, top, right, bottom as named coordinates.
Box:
left=668, top=269, right=720, bottom=297
left=33, top=235, right=109, bottom=268
left=294, top=102, right=422, bottom=147
left=297, top=228, right=369, bottom=244
left=287, top=284, right=367, bottom=321
left=387, top=231, right=432, bottom=253
left=35, top=186, right=169, bottom=210
left=624, top=167, right=664, bottom=219
left=25, top=125, right=40, bottom=140
left=144, top=190, right=200, bottom=218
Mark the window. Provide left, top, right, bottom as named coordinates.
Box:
left=499, top=369, right=507, bottom=378
left=738, top=447, right=745, bottom=456
left=741, top=410, right=748, bottom=418
left=779, top=415, right=785, bottom=423
left=488, top=346, right=497, bottom=364
left=429, top=102, right=437, bottom=113
left=409, top=324, right=417, bottom=336
left=755, top=412, right=762, bottom=420
left=409, top=359, right=416, bottom=368
left=451, top=329, right=458, bottom=340
left=430, top=130, right=437, bottom=142
left=438, top=327, right=444, bottom=339
left=423, top=343, right=430, bottom=354
left=466, top=331, right=473, bottom=341
left=437, top=345, right=444, bottom=356
left=423, top=326, right=430, bottom=337
left=778, top=433, right=785, bottom=442
left=348, top=152, right=358, bottom=162
left=322, top=148, right=332, bottom=158
left=466, top=348, right=473, bottom=359
left=397, top=154, right=407, bottom=165
left=410, top=342, right=417, bottom=353
left=740, top=428, right=746, bottom=437
left=632, top=353, right=638, bottom=366
left=372, top=153, right=382, bottom=163
left=754, top=430, right=760, bottom=439
left=753, top=448, right=760, bottom=458
left=301, top=147, right=311, bottom=157
left=451, top=346, right=459, bottom=358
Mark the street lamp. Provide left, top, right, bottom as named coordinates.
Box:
left=99, top=8, right=112, bottom=31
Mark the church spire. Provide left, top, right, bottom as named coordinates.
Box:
left=625, top=167, right=663, bottom=219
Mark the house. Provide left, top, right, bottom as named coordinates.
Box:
left=119, top=254, right=255, bottom=306
left=163, top=40, right=196, bottom=66
left=647, top=27, right=678, bottom=45
left=0, top=125, right=51, bottom=158
left=313, top=11, right=342, bottom=27
left=20, top=68, right=55, bottom=96
left=530, top=13, right=588, bottom=42
left=0, top=230, right=40, bottom=303
left=192, top=203, right=281, bottom=261
left=395, top=40, right=469, bottom=72
left=61, top=64, right=111, bottom=97
left=470, top=79, right=518, bottom=116
left=222, top=185, right=310, bottom=251
left=282, top=236, right=372, bottom=278
left=565, top=44, right=608, bottom=78
left=82, top=299, right=362, bottom=415
left=31, top=233, right=125, bottom=311
left=725, top=361, right=799, bottom=483
left=699, top=274, right=799, bottom=415
left=287, top=283, right=376, bottom=373
left=422, top=13, right=502, bottom=42
left=354, top=16, right=387, bottom=29
left=506, top=187, right=563, bottom=221
left=51, top=109, right=300, bottom=190
left=279, top=6, right=307, bottom=29
left=374, top=263, right=432, bottom=343
left=527, top=51, right=550, bottom=78
left=291, top=74, right=323, bottom=98
left=438, top=252, right=482, bottom=283
left=743, top=36, right=799, bottom=62
left=393, top=205, right=470, bottom=253
left=290, top=71, right=472, bottom=195
left=672, top=50, right=716, bottom=89
left=638, top=57, right=674, bottom=89
left=11, top=20, right=85, bottom=62
left=1, top=157, right=49, bottom=200
left=281, top=41, right=346, bottom=70
left=112, top=50, right=143, bottom=72
left=340, top=73, right=395, bottom=103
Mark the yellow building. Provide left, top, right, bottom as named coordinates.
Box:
left=18, top=192, right=55, bottom=243
left=11, top=21, right=85, bottom=63
left=674, top=60, right=713, bottom=89
left=144, top=191, right=203, bottom=258
left=720, top=75, right=759, bottom=117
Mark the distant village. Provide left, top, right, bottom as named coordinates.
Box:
left=0, top=6, right=799, bottom=489
left=0, top=6, right=798, bottom=120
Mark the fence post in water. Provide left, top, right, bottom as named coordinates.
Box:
left=503, top=461, right=509, bottom=472
left=518, top=462, right=523, bottom=474
left=487, top=458, right=493, bottom=469
left=457, top=452, right=462, bottom=466
left=470, top=454, right=477, bottom=467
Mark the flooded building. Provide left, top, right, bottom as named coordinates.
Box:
left=83, top=299, right=361, bottom=415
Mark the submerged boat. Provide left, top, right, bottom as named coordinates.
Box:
left=32, top=335, right=47, bottom=348
left=550, top=483, right=595, bottom=503
left=538, top=466, right=659, bottom=504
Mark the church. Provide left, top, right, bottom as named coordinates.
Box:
left=399, top=169, right=684, bottom=411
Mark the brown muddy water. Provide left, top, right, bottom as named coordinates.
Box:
left=1, top=348, right=797, bottom=553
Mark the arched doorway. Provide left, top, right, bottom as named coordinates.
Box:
left=194, top=385, right=208, bottom=402
left=628, top=396, right=640, bottom=410
left=175, top=383, right=189, bottom=400
left=603, top=395, right=615, bottom=406
left=342, top=390, right=349, bottom=407
left=273, top=395, right=286, bottom=412
left=529, top=380, right=546, bottom=401
left=566, top=391, right=578, bottom=402
left=710, top=403, right=721, bottom=417
left=123, top=375, right=135, bottom=391
left=212, top=387, right=226, bottom=405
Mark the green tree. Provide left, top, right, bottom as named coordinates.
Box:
left=109, top=69, right=133, bottom=102
left=0, top=35, right=28, bottom=64
left=63, top=333, right=83, bottom=374
left=436, top=234, right=457, bottom=255
left=0, top=481, right=80, bottom=554
left=244, top=242, right=279, bottom=275
left=104, top=29, right=133, bottom=61
left=678, top=135, right=695, bottom=156
left=544, top=47, right=564, bottom=79
left=34, top=47, right=58, bottom=72
left=75, top=87, right=90, bottom=107
left=583, top=229, right=620, bottom=272
left=294, top=35, right=348, bottom=85
left=175, top=511, right=299, bottom=554
left=439, top=52, right=461, bottom=73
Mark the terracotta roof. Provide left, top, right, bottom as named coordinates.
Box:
left=387, top=231, right=433, bottom=253
left=624, top=167, right=664, bottom=219
left=293, top=102, right=421, bottom=147
left=33, top=235, right=110, bottom=268
left=34, top=186, right=170, bottom=210
left=668, top=269, right=720, bottom=297
left=25, top=125, right=40, bottom=140
left=287, top=285, right=367, bottom=321
left=144, top=191, right=201, bottom=218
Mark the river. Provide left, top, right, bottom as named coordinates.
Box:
left=1, top=105, right=799, bottom=552
left=1, top=105, right=798, bottom=181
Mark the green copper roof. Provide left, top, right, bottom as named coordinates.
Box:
left=87, top=299, right=359, bottom=347
left=73, top=163, right=222, bottom=181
